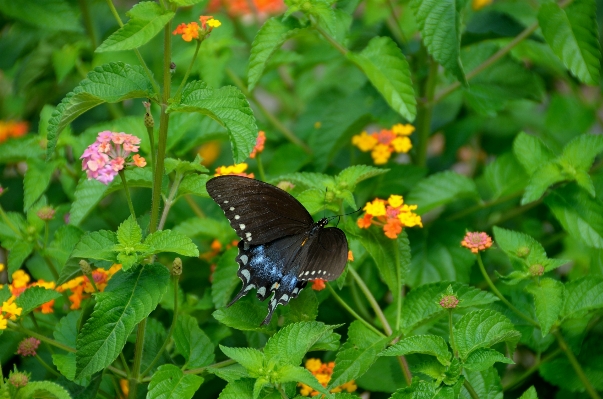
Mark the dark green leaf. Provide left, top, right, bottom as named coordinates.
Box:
left=15, top=286, right=61, bottom=314
left=380, top=335, right=451, bottom=366
left=173, top=314, right=215, bottom=369
left=264, top=322, right=338, bottom=366
left=406, top=171, right=479, bottom=214
left=147, top=364, right=204, bottom=399
left=71, top=230, right=118, bottom=262
left=463, top=348, right=514, bottom=371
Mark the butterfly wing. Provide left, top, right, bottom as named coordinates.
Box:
left=295, top=227, right=348, bottom=282
left=206, top=175, right=314, bottom=245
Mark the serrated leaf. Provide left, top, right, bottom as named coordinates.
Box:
left=206, top=364, right=249, bottom=383
left=220, top=345, right=265, bottom=374
left=453, top=310, right=521, bottom=361
left=24, top=158, right=56, bottom=211
left=17, top=381, right=72, bottom=399
left=406, top=171, right=479, bottom=214
left=380, top=335, right=451, bottom=366
left=277, top=365, right=329, bottom=395
left=116, top=215, right=142, bottom=247
left=248, top=17, right=306, bottom=90
left=392, top=379, right=437, bottom=398
left=71, top=230, right=118, bottom=262
left=177, top=174, right=210, bottom=198
left=463, top=348, right=514, bottom=371
left=217, top=379, right=254, bottom=399
left=562, top=276, right=603, bottom=320
left=167, top=81, right=257, bottom=163
left=212, top=248, right=240, bottom=308
left=519, top=386, right=538, bottom=399
left=213, top=300, right=274, bottom=331
left=7, top=241, right=34, bottom=275
left=402, top=282, right=498, bottom=334
left=545, top=184, right=603, bottom=249
left=75, top=263, right=169, bottom=379
left=147, top=364, right=204, bottom=399
left=348, top=37, right=416, bottom=121
left=15, top=286, right=61, bottom=314
left=165, top=155, right=209, bottom=174
left=539, top=0, right=600, bottom=85
left=143, top=229, right=199, bottom=257
left=173, top=314, right=215, bottom=369
left=513, top=132, right=555, bottom=175
left=410, top=0, right=466, bottom=84
left=559, top=134, right=603, bottom=172
left=336, top=165, right=389, bottom=190
left=69, top=177, right=109, bottom=226
left=482, top=153, right=528, bottom=199
left=47, top=225, right=84, bottom=268
left=96, top=2, right=175, bottom=52
left=47, top=62, right=156, bottom=158
left=264, top=322, right=337, bottom=366
left=462, top=368, right=503, bottom=399
left=521, top=161, right=565, bottom=204
left=526, top=278, right=564, bottom=336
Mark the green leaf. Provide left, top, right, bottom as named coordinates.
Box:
left=463, top=348, right=514, bottom=371
left=54, top=310, right=80, bottom=347
left=47, top=62, right=156, bottom=158
left=15, top=286, right=61, bottom=314
left=410, top=0, right=466, bottom=84
left=562, top=276, right=603, bottom=320
left=75, top=263, right=169, bottom=379
left=173, top=314, right=215, bottom=369
left=545, top=184, right=603, bottom=249
left=116, top=215, right=142, bottom=247
left=402, top=282, right=498, bottom=334
left=277, top=365, right=329, bottom=395
left=406, top=171, right=479, bottom=214
left=69, top=177, right=109, bottom=226
left=96, top=2, right=175, bottom=52
left=177, top=174, right=210, bottom=199
left=284, top=289, right=320, bottom=325
left=482, top=153, right=528, bottom=199
left=380, top=335, right=451, bottom=366
left=206, top=364, right=249, bottom=383
left=513, top=132, right=555, bottom=175
left=264, top=322, right=338, bottom=366
left=462, top=368, right=503, bottom=399
left=16, top=381, right=72, bottom=399
left=220, top=346, right=265, bottom=375
left=0, top=137, right=44, bottom=163
left=526, top=278, right=564, bottom=336
left=174, top=217, right=236, bottom=243
left=167, top=81, right=257, bottom=163
left=147, top=364, right=204, bottom=399
left=328, top=321, right=389, bottom=389
left=71, top=230, right=118, bottom=262
left=143, top=230, right=199, bottom=257
left=212, top=248, right=240, bottom=308
left=165, top=155, right=209, bottom=174
left=47, top=225, right=84, bottom=268
left=521, top=162, right=566, bottom=204
left=248, top=17, right=307, bottom=90
left=519, top=386, right=538, bottom=399
left=539, top=0, right=600, bottom=85
left=559, top=134, right=603, bottom=173
left=23, top=158, right=57, bottom=211
left=7, top=241, right=34, bottom=275
left=213, top=300, right=274, bottom=331
left=0, top=0, right=80, bottom=32
left=347, top=36, right=416, bottom=121
left=336, top=165, right=389, bottom=191
left=391, top=379, right=436, bottom=398
left=453, top=310, right=521, bottom=361
left=217, top=379, right=254, bottom=399
left=297, top=188, right=338, bottom=214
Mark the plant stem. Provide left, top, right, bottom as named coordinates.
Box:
left=184, top=195, right=205, bottom=218
left=326, top=283, right=385, bottom=337
left=35, top=354, right=62, bottom=378
left=119, top=170, right=136, bottom=220
left=502, top=348, right=562, bottom=391
left=448, top=309, right=457, bottom=358
left=463, top=379, right=480, bottom=399
left=349, top=267, right=392, bottom=335
left=554, top=331, right=601, bottom=399
left=178, top=359, right=236, bottom=379
left=476, top=253, right=539, bottom=327
left=78, top=0, right=98, bottom=48
left=119, top=352, right=131, bottom=376
left=256, top=153, right=266, bottom=181
left=415, top=56, right=438, bottom=167
left=174, top=40, right=202, bottom=99
left=445, top=191, right=522, bottom=222
left=8, top=321, right=75, bottom=353
left=142, top=274, right=180, bottom=376
left=394, top=238, right=402, bottom=332
left=158, top=172, right=183, bottom=231
left=277, top=385, right=289, bottom=399
left=128, top=318, right=147, bottom=398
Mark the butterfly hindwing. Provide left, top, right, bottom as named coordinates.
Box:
left=297, top=228, right=348, bottom=281
left=206, top=175, right=314, bottom=245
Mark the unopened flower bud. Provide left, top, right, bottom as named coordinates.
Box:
left=516, top=246, right=530, bottom=258
left=529, top=264, right=544, bottom=277
left=79, top=260, right=92, bottom=275
left=16, top=337, right=40, bottom=357
left=8, top=372, right=28, bottom=388
left=37, top=206, right=55, bottom=221
left=439, top=295, right=459, bottom=309
left=277, top=181, right=295, bottom=191
left=143, top=101, right=154, bottom=128
left=172, top=258, right=182, bottom=276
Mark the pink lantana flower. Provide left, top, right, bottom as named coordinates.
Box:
left=80, top=131, right=146, bottom=185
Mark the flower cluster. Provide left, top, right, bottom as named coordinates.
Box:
left=57, top=264, right=122, bottom=310
left=0, top=120, right=28, bottom=143
left=17, top=337, right=41, bottom=357
left=461, top=232, right=493, bottom=253
left=173, top=16, right=221, bottom=42
left=299, top=358, right=357, bottom=396
left=207, top=0, right=285, bottom=19
left=352, top=123, right=414, bottom=165
left=0, top=297, right=22, bottom=330
left=358, top=195, right=422, bottom=239
left=80, top=131, right=146, bottom=185
left=249, top=131, right=266, bottom=159
left=214, top=163, right=254, bottom=178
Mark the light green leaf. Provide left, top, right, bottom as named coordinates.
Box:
left=271, top=172, right=335, bottom=191
left=164, top=155, right=209, bottom=174
left=410, top=0, right=466, bottom=84
left=15, top=286, right=61, bottom=314
left=212, top=248, right=240, bottom=308
left=248, top=17, right=307, bottom=90
left=167, top=81, right=257, bottom=163
left=461, top=368, right=503, bottom=399
left=264, top=322, right=338, bottom=366
left=147, top=364, right=204, bottom=399
left=560, top=133, right=603, bottom=172
left=47, top=62, right=156, bottom=158
left=277, top=365, right=329, bottom=395
left=75, top=264, right=169, bottom=379
left=406, top=171, right=479, bottom=214
left=173, top=314, right=215, bottom=369
left=143, top=229, right=199, bottom=257
left=206, top=364, right=249, bottom=383
left=217, top=379, right=254, bottom=399
left=174, top=217, right=236, bottom=243
left=213, top=300, right=274, bottom=331
left=482, top=153, right=528, bottom=199
left=116, top=215, right=142, bottom=247
left=0, top=0, right=80, bottom=32
left=297, top=188, right=338, bottom=215
left=8, top=241, right=34, bottom=275
left=177, top=174, right=210, bottom=198
left=16, top=381, right=72, bottom=399
left=47, top=225, right=84, bottom=269
left=562, top=276, right=603, bottom=320
left=69, top=177, right=109, bottom=226
left=453, top=310, right=521, bottom=360
left=336, top=165, right=389, bottom=191
left=463, top=348, right=514, bottom=371
left=220, top=346, right=265, bottom=375
left=71, top=230, right=118, bottom=262
left=0, top=137, right=44, bottom=163
left=526, top=278, right=564, bottom=336
left=380, top=335, right=451, bottom=366
left=519, top=386, right=538, bottom=399
left=24, top=158, right=57, bottom=211
left=96, top=2, right=175, bottom=52
left=522, top=162, right=566, bottom=204
left=539, top=0, right=600, bottom=85
left=391, top=379, right=436, bottom=398
left=347, top=36, right=416, bottom=121
left=513, top=132, right=555, bottom=175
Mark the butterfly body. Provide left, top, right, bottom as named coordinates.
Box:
left=206, top=175, right=348, bottom=325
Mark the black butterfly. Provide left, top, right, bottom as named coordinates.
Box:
left=206, top=175, right=349, bottom=325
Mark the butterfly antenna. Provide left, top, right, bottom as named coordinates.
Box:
left=327, top=206, right=363, bottom=222
left=323, top=188, right=328, bottom=219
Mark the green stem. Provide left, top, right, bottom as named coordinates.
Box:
left=8, top=321, right=75, bottom=353
left=158, top=172, right=184, bottom=231
left=142, top=274, right=179, bottom=376
left=312, top=18, right=348, bottom=56
left=174, top=359, right=236, bottom=380
left=184, top=195, right=205, bottom=218
left=119, top=170, right=136, bottom=220
left=415, top=56, right=438, bottom=167
left=448, top=309, right=457, bottom=358
left=256, top=152, right=266, bottom=181
left=394, top=238, right=402, bottom=333
left=554, top=331, right=601, bottom=399
left=78, top=0, right=98, bottom=48
left=0, top=204, right=21, bottom=236
left=128, top=318, right=147, bottom=398
left=120, top=352, right=131, bottom=376
left=502, top=348, right=562, bottom=391
left=349, top=267, right=392, bottom=335
left=35, top=354, right=62, bottom=378
left=445, top=191, right=522, bottom=222
left=326, top=283, right=386, bottom=338
left=277, top=385, right=289, bottom=399
left=349, top=279, right=373, bottom=321
left=385, top=0, right=406, bottom=45
left=174, top=40, right=202, bottom=100
left=476, top=253, right=539, bottom=327
left=146, top=124, right=155, bottom=175
left=463, top=379, right=480, bottom=399
left=43, top=221, right=49, bottom=248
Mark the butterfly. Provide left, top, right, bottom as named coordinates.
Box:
left=206, top=175, right=349, bottom=325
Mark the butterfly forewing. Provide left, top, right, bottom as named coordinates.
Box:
left=206, top=175, right=314, bottom=245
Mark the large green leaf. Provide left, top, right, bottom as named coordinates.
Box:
left=147, top=364, right=204, bottom=399
left=173, top=314, right=215, bottom=369
left=538, top=0, right=601, bottom=85
left=143, top=230, right=199, bottom=257
left=71, top=230, right=118, bottom=262
left=15, top=286, right=61, bottom=314
left=406, top=171, right=479, bottom=214
left=0, top=0, right=80, bottom=32
left=96, top=2, right=175, bottom=52
left=513, top=132, right=555, bottom=175
left=562, top=276, right=603, bottom=320
left=24, top=158, right=57, bottom=211
left=75, top=264, right=169, bottom=379
left=47, top=62, right=156, bottom=158
left=211, top=248, right=240, bottom=308
left=461, top=368, right=503, bottom=399
left=526, top=278, right=564, bottom=336
left=167, top=81, right=257, bottom=163
left=410, top=0, right=466, bottom=84
left=347, top=36, right=416, bottom=121
left=380, top=335, right=451, bottom=366
left=263, top=322, right=338, bottom=366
